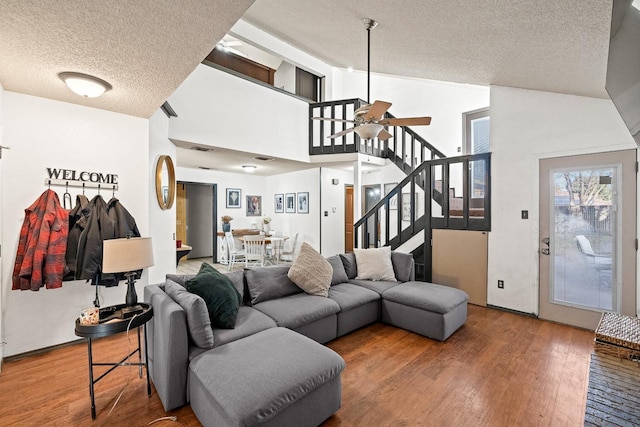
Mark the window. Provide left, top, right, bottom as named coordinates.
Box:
left=295, top=67, right=322, bottom=102
left=463, top=108, right=490, bottom=155
left=463, top=108, right=490, bottom=199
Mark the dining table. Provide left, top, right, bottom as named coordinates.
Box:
left=238, top=235, right=288, bottom=245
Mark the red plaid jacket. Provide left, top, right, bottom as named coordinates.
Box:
left=13, top=190, right=69, bottom=290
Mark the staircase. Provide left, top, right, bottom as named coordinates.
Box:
left=310, top=99, right=491, bottom=281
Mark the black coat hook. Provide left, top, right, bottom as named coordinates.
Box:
left=112, top=185, right=116, bottom=198
left=97, top=184, right=101, bottom=195
left=82, top=182, right=85, bottom=195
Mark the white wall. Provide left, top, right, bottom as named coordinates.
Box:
left=488, top=85, right=637, bottom=314
left=332, top=70, right=490, bottom=156
left=177, top=166, right=322, bottom=254
left=176, top=167, right=267, bottom=231
left=274, top=61, right=296, bottom=92
left=266, top=168, right=321, bottom=250
left=230, top=19, right=334, bottom=96
left=320, top=168, right=354, bottom=256
left=1, top=92, right=149, bottom=356
left=148, top=110, right=177, bottom=284
left=168, top=64, right=309, bottom=163
left=0, top=83, right=4, bottom=366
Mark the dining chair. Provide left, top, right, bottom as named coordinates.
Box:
left=267, top=238, right=285, bottom=265
left=280, top=233, right=299, bottom=263
left=225, top=231, right=245, bottom=270
left=219, top=235, right=228, bottom=266
left=244, top=235, right=266, bottom=268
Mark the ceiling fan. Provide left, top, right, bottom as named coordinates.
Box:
left=312, top=19, right=432, bottom=141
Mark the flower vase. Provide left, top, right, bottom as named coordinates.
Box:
left=263, top=223, right=270, bottom=233
left=222, top=223, right=231, bottom=232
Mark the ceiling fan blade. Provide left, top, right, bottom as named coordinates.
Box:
left=378, top=129, right=393, bottom=140
left=328, top=127, right=356, bottom=139
left=311, top=117, right=356, bottom=123
left=379, top=117, right=432, bottom=126
left=364, top=100, right=392, bottom=120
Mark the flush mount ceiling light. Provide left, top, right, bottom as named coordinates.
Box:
left=242, top=165, right=257, bottom=173
left=58, top=72, right=112, bottom=98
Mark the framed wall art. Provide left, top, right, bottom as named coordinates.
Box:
left=297, top=192, right=309, bottom=214
left=402, top=193, right=419, bottom=221
left=384, top=183, right=398, bottom=210
left=285, top=193, right=296, bottom=213
left=274, top=193, right=284, bottom=213
left=226, top=188, right=241, bottom=208
left=246, top=195, right=262, bottom=216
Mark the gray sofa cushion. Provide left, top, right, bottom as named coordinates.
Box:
left=189, top=327, right=345, bottom=426
left=328, top=283, right=380, bottom=311
left=245, top=265, right=301, bottom=305
left=382, top=281, right=468, bottom=314
left=253, top=293, right=340, bottom=330
left=213, top=306, right=277, bottom=348
left=391, top=252, right=415, bottom=282
left=164, top=279, right=214, bottom=348
left=339, top=253, right=357, bottom=279
left=349, top=278, right=401, bottom=295
left=326, top=255, right=349, bottom=285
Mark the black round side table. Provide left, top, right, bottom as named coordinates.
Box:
left=74, top=303, right=153, bottom=419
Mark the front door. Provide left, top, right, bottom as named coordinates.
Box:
left=539, top=150, right=636, bottom=330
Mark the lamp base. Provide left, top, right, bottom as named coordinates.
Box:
left=125, top=276, right=138, bottom=306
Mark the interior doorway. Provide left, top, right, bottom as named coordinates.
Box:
left=539, top=150, right=636, bottom=330
left=176, top=182, right=218, bottom=262
left=345, top=185, right=354, bottom=252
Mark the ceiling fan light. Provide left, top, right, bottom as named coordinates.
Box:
left=59, top=72, right=112, bottom=98
left=354, top=123, right=383, bottom=140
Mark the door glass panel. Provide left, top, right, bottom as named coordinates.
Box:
left=551, top=167, right=616, bottom=311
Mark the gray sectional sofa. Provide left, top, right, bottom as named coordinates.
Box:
left=144, top=251, right=468, bottom=427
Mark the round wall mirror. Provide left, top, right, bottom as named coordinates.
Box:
left=155, top=155, right=176, bottom=210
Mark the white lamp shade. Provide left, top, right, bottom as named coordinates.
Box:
left=354, top=123, right=383, bottom=140
left=103, top=237, right=154, bottom=273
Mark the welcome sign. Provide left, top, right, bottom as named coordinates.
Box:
left=46, top=167, right=119, bottom=189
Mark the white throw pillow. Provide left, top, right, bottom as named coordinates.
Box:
left=287, top=243, right=332, bottom=297
left=354, top=247, right=397, bottom=281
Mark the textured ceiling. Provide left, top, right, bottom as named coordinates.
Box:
left=243, top=0, right=613, bottom=98
left=0, top=0, right=617, bottom=173
left=0, top=0, right=255, bottom=118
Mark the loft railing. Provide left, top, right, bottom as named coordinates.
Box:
left=309, top=98, right=491, bottom=281
left=309, top=98, right=445, bottom=165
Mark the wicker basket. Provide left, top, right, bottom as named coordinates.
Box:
left=594, top=312, right=640, bottom=361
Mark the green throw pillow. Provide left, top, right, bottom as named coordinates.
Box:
left=185, top=263, right=241, bottom=329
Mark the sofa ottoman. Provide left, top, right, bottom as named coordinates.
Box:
left=381, top=281, right=468, bottom=341
left=189, top=327, right=346, bottom=427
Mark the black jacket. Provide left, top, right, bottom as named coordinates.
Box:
left=64, top=194, right=90, bottom=281
left=75, top=196, right=141, bottom=286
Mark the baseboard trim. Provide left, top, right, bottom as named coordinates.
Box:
left=3, top=338, right=84, bottom=363
left=486, top=304, right=537, bottom=318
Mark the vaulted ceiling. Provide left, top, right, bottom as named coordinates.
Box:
left=0, top=1, right=614, bottom=121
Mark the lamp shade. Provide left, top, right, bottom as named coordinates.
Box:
left=354, top=123, right=383, bottom=140
left=103, top=237, right=154, bottom=273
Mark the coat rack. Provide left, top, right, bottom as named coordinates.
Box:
left=45, top=178, right=118, bottom=191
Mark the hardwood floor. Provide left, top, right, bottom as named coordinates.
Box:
left=0, top=305, right=593, bottom=426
